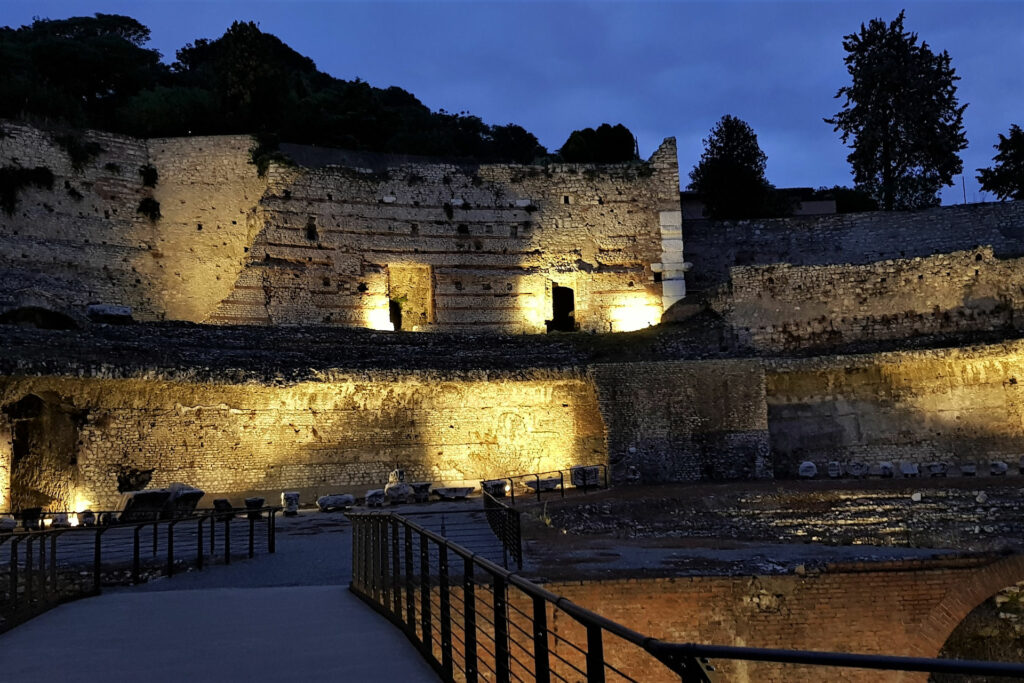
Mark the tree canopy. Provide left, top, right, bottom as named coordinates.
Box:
left=688, top=115, right=784, bottom=219
left=0, top=15, right=547, bottom=163
left=977, top=124, right=1024, bottom=201
left=825, top=11, right=967, bottom=211
left=558, top=124, right=637, bottom=163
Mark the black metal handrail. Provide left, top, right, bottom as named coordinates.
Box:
left=0, top=506, right=280, bottom=634
left=481, top=492, right=522, bottom=570
left=485, top=463, right=609, bottom=505
left=348, top=511, right=1024, bottom=682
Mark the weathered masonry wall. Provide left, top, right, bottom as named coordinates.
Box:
left=684, top=201, right=1024, bottom=293
left=0, top=372, right=606, bottom=511
left=765, top=342, right=1024, bottom=477
left=0, top=123, right=161, bottom=323
left=1, top=121, right=680, bottom=333
left=211, top=140, right=680, bottom=333
left=546, top=556, right=1024, bottom=683
left=591, top=360, right=770, bottom=483
left=722, top=246, right=1024, bottom=351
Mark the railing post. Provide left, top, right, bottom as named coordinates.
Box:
left=38, top=532, right=46, bottom=595
left=533, top=595, right=551, bottom=683
left=493, top=574, right=511, bottom=683
left=559, top=471, right=565, bottom=499
left=224, top=515, right=231, bottom=565
left=370, top=516, right=380, bottom=601
left=197, top=516, right=204, bottom=570
left=49, top=533, right=58, bottom=595
left=93, top=528, right=103, bottom=594
left=391, top=517, right=401, bottom=617
left=24, top=536, right=33, bottom=604
left=380, top=517, right=390, bottom=609
left=10, top=537, right=19, bottom=604
left=513, top=511, right=523, bottom=571
left=420, top=532, right=431, bottom=656
left=586, top=623, right=606, bottom=683
left=405, top=523, right=415, bottom=631
left=167, top=520, right=176, bottom=577
left=248, top=515, right=255, bottom=559
left=535, top=474, right=541, bottom=502
left=439, top=544, right=453, bottom=679
left=210, top=514, right=216, bottom=555
left=463, top=557, right=478, bottom=683
left=133, top=526, right=142, bottom=584
left=268, top=509, right=276, bottom=554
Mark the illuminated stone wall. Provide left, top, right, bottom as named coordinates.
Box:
left=210, top=140, right=680, bottom=332
left=0, top=372, right=605, bottom=510
left=0, top=121, right=679, bottom=333
left=720, top=246, right=1024, bottom=352
left=765, top=341, right=1024, bottom=476
left=0, top=122, right=162, bottom=322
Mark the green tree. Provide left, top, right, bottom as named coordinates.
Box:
left=826, top=11, right=967, bottom=210
left=977, top=124, right=1024, bottom=201
left=688, top=115, right=780, bottom=219
left=559, top=123, right=637, bottom=163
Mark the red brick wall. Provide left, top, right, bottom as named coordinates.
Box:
left=543, top=556, right=1024, bottom=682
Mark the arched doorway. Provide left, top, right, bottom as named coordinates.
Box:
left=1, top=394, right=83, bottom=511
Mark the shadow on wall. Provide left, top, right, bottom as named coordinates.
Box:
left=766, top=350, right=1024, bottom=479
left=0, top=307, right=78, bottom=330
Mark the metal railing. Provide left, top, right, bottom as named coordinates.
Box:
left=0, top=505, right=280, bottom=633
left=486, top=464, right=609, bottom=505
left=349, top=511, right=1024, bottom=682
left=482, top=492, right=522, bottom=570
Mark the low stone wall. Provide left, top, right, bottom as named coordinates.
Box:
left=0, top=372, right=605, bottom=510
left=591, top=359, right=770, bottom=483
left=765, top=341, right=1024, bottom=477
left=721, top=246, right=1024, bottom=352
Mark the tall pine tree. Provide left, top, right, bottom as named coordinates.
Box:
left=826, top=11, right=967, bottom=210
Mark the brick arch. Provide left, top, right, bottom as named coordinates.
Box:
left=911, top=554, right=1024, bottom=657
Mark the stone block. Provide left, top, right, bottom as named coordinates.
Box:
left=433, top=487, right=473, bottom=500
left=990, top=461, right=1009, bottom=476
left=365, top=489, right=385, bottom=507
left=798, top=461, right=817, bottom=478
left=899, top=462, right=920, bottom=478
left=316, top=493, right=355, bottom=512
left=281, top=491, right=300, bottom=516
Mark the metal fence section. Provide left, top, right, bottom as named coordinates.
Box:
left=485, top=464, right=610, bottom=506
left=482, top=492, right=522, bottom=570
left=349, top=511, right=1024, bottom=683
left=0, top=506, right=280, bottom=633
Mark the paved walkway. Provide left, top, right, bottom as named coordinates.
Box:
left=0, top=512, right=438, bottom=682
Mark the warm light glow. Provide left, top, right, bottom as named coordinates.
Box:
left=609, top=295, right=661, bottom=332
left=74, top=496, right=92, bottom=513
left=364, top=302, right=395, bottom=331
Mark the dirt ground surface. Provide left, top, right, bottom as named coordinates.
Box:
left=512, top=477, right=1024, bottom=580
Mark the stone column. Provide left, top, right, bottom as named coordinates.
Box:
left=657, top=209, right=687, bottom=312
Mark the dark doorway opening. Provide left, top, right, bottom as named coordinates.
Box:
left=389, top=299, right=403, bottom=331
left=547, top=285, right=576, bottom=332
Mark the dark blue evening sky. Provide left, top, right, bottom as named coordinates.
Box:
left=3, top=1, right=1021, bottom=204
